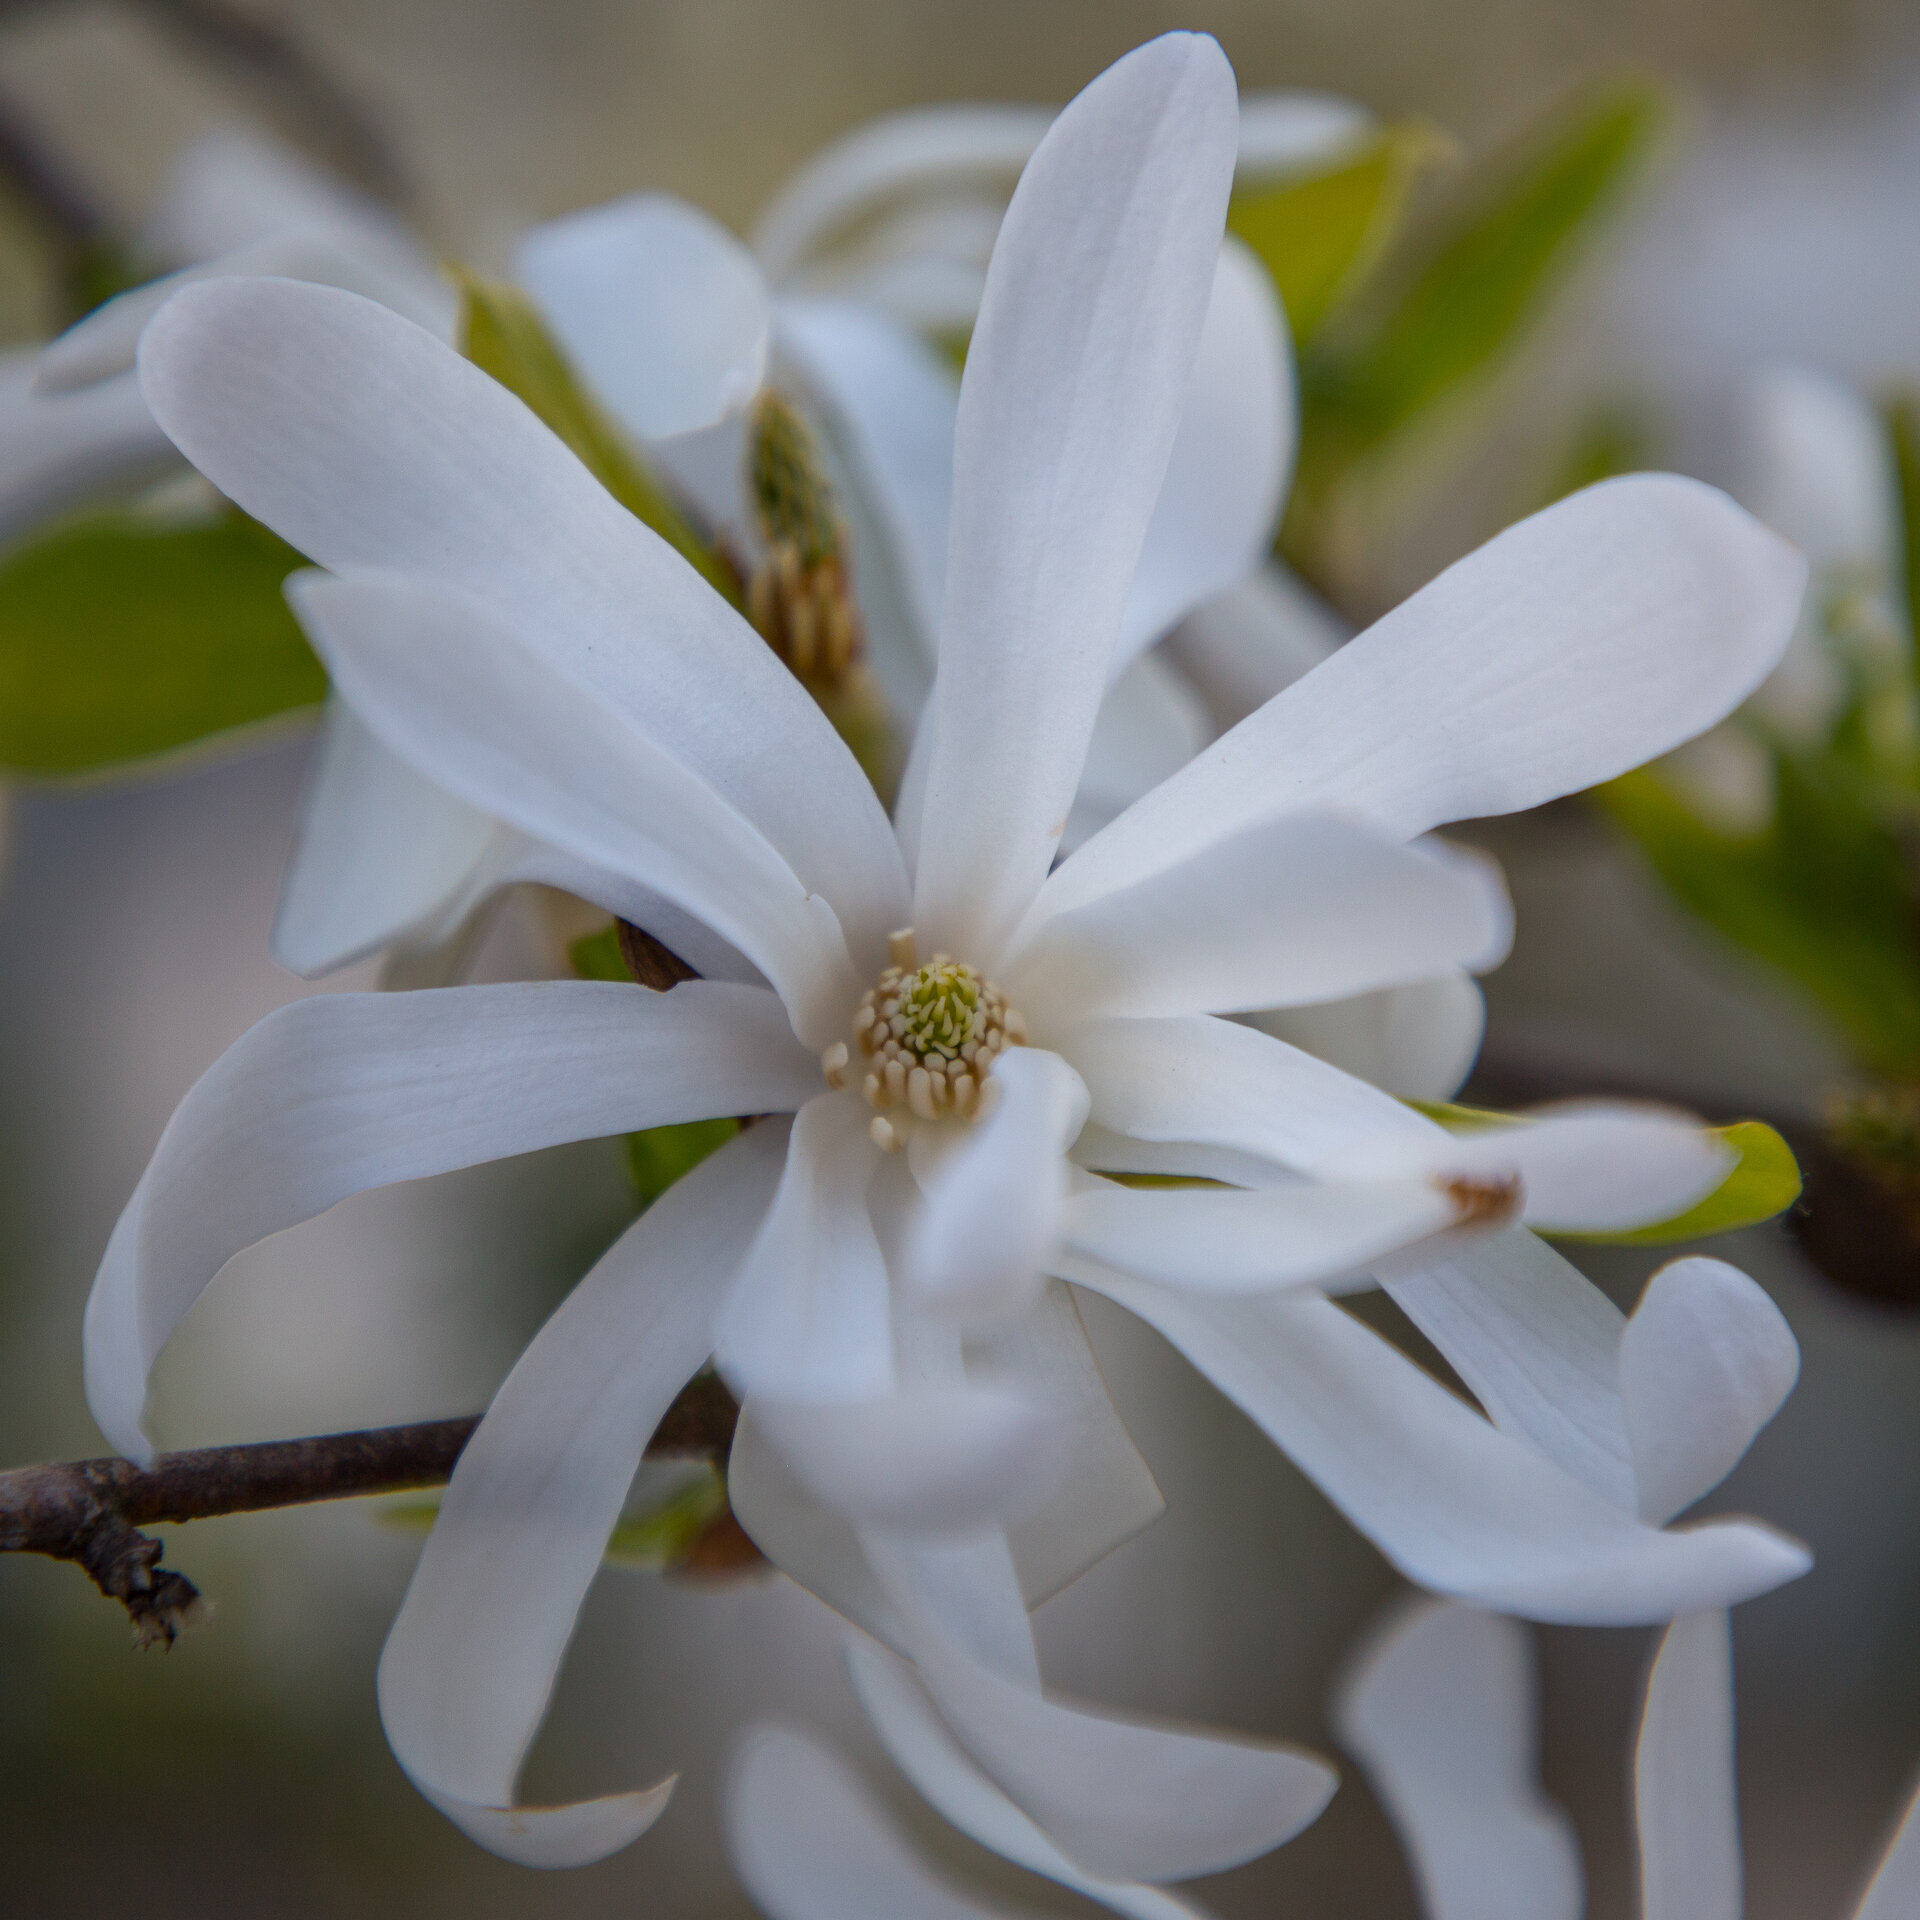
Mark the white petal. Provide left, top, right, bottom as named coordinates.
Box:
left=1635, top=1610, right=1742, bottom=1920
left=749, top=1385, right=1068, bottom=1534
left=0, top=356, right=179, bottom=543
left=980, top=1281, right=1166, bottom=1606
left=1234, top=92, right=1374, bottom=179
left=716, top=1093, right=893, bottom=1403
left=292, top=570, right=859, bottom=1039
left=1040, top=476, right=1807, bottom=922
left=863, top=1527, right=1041, bottom=1684
left=1380, top=1226, right=1638, bottom=1507
left=1621, top=1257, right=1799, bottom=1525
left=732, top=1283, right=1162, bottom=1622
left=895, top=1589, right=1337, bottom=1882
left=848, top=1643, right=1213, bottom=1920
left=725, top=1724, right=1016, bottom=1920
left=775, top=295, right=957, bottom=671
left=1065, top=1011, right=1431, bottom=1173
left=1066, top=1175, right=1455, bottom=1293
left=1008, top=813, right=1509, bottom=1026
left=910, top=35, right=1240, bottom=964
left=136, top=275, right=907, bottom=962
left=752, top=104, right=1054, bottom=281
left=146, top=127, right=429, bottom=277
left=1248, top=971, right=1485, bottom=1102
left=1074, top=651, right=1212, bottom=826
left=1330, top=1105, right=1734, bottom=1235
left=1113, top=238, right=1292, bottom=674
left=272, top=699, right=497, bottom=977
left=40, top=230, right=456, bottom=394
left=1853, top=1769, right=1920, bottom=1920
left=904, top=1048, right=1088, bottom=1322
left=514, top=192, right=770, bottom=441
left=1738, top=361, right=1896, bottom=576
left=1164, top=561, right=1349, bottom=733
left=378, top=1122, right=786, bottom=1864
left=727, top=1405, right=903, bottom=1645
left=413, top=1785, right=674, bottom=1869
left=83, top=979, right=812, bottom=1461
left=1060, top=1271, right=1810, bottom=1622
left=1334, top=1600, right=1582, bottom=1920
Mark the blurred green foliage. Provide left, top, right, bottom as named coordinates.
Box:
left=456, top=272, right=739, bottom=604
left=1267, top=80, right=1666, bottom=586
left=1228, top=121, right=1445, bottom=347
left=0, top=507, right=323, bottom=776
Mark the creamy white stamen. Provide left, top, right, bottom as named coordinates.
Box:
left=829, top=926, right=1027, bottom=1150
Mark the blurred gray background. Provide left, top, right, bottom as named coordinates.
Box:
left=4, top=2, right=1920, bottom=1916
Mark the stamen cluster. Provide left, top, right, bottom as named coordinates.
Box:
left=820, top=928, right=1026, bottom=1151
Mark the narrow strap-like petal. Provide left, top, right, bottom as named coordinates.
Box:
left=1061, top=1270, right=1810, bottom=1622
left=752, top=104, right=1055, bottom=280
left=85, top=980, right=814, bottom=1460
left=847, top=1644, right=1212, bottom=1920
left=910, top=34, right=1240, bottom=965
left=1621, top=1257, right=1799, bottom=1524
left=1066, top=1012, right=1432, bottom=1173
left=0, top=357, right=178, bottom=544
left=1112, top=238, right=1291, bottom=674
left=1246, top=971, right=1484, bottom=1104
left=378, top=1122, right=787, bottom=1865
left=137, top=276, right=907, bottom=962
left=515, top=191, right=770, bottom=441
left=1066, top=1174, right=1455, bottom=1293
left=725, top=1724, right=1020, bottom=1920
left=1379, top=1227, right=1639, bottom=1510
left=272, top=698, right=497, bottom=977
left=715, top=1092, right=893, bottom=1403
left=1635, top=1609, right=1742, bottom=1920
left=1040, top=476, right=1806, bottom=923
left=1007, top=812, right=1509, bottom=1025
left=293, top=569, right=860, bottom=1039
left=1335, top=1600, right=1582, bottom=1920
left=904, top=1047, right=1088, bottom=1322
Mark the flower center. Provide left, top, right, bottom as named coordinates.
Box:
left=819, top=928, right=1027, bottom=1151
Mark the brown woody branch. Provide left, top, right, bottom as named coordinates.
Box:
left=0, top=1372, right=740, bottom=1645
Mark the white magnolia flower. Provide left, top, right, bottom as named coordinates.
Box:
left=91, top=27, right=1807, bottom=1872
left=1662, top=360, right=1912, bottom=830
left=4, top=130, right=453, bottom=549
left=1337, top=1595, right=1920, bottom=1920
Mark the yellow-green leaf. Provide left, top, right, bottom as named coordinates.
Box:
left=1227, top=122, right=1446, bottom=345
left=1302, top=80, right=1667, bottom=457
left=0, top=508, right=324, bottom=776
left=456, top=272, right=739, bottom=604
left=1552, top=1121, right=1802, bottom=1245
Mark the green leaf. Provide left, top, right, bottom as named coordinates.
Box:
left=1553, top=1120, right=1802, bottom=1244
left=1299, top=80, right=1666, bottom=463
left=567, top=923, right=630, bottom=982
left=1882, top=389, right=1920, bottom=697
left=1600, top=760, right=1920, bottom=1079
left=625, top=1116, right=739, bottom=1207
left=1227, top=122, right=1445, bottom=346
left=456, top=272, right=739, bottom=604
left=0, top=508, right=324, bottom=776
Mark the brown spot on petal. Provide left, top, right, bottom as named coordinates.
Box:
left=1441, top=1173, right=1523, bottom=1228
